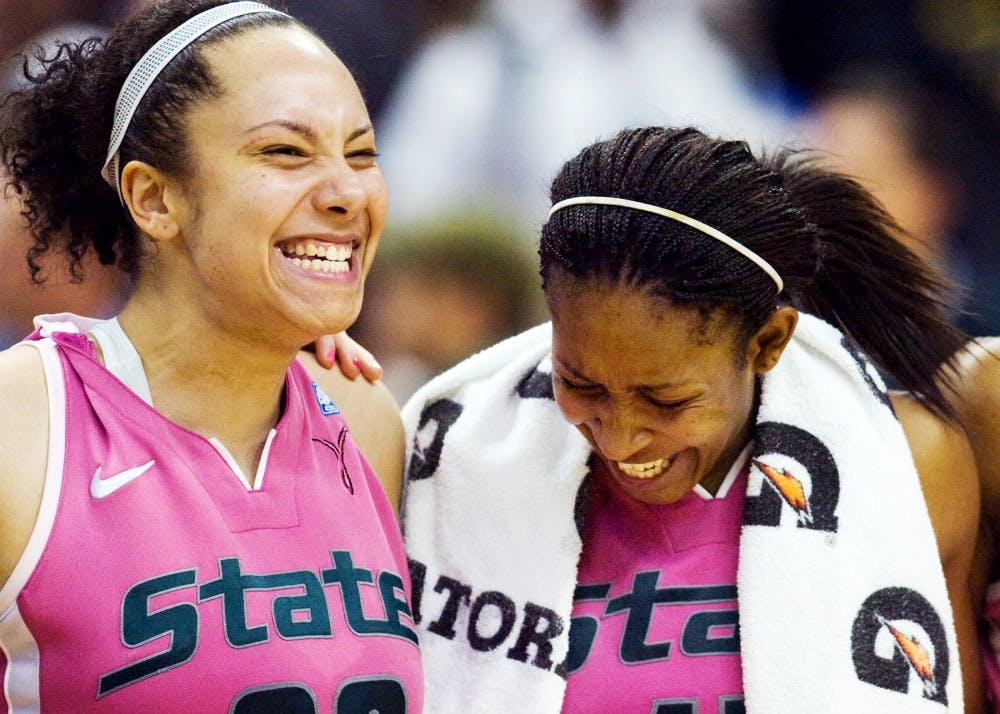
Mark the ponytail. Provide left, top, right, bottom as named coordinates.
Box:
left=772, top=152, right=967, bottom=421
left=1, top=37, right=128, bottom=280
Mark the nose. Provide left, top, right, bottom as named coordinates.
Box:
left=312, top=158, right=366, bottom=217
left=588, top=401, right=654, bottom=462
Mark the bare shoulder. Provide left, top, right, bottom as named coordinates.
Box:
left=951, top=339, right=1000, bottom=503
left=0, top=344, right=51, bottom=586
left=890, top=392, right=978, bottom=567
left=953, top=337, right=1000, bottom=412
left=949, top=339, right=1000, bottom=582
left=296, top=351, right=405, bottom=513
left=893, top=385, right=988, bottom=713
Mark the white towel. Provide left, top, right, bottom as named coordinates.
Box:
left=401, top=314, right=962, bottom=713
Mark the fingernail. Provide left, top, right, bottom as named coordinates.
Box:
left=370, top=357, right=381, bottom=369
left=326, top=350, right=336, bottom=364
left=352, top=357, right=362, bottom=370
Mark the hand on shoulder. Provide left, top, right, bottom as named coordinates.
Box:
left=309, top=332, right=383, bottom=381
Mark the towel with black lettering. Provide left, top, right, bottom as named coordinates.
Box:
left=400, top=315, right=962, bottom=713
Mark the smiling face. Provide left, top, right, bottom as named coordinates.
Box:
left=548, top=273, right=773, bottom=505
left=138, top=24, right=387, bottom=346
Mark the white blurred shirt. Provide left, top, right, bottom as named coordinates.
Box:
left=376, top=0, right=799, bottom=234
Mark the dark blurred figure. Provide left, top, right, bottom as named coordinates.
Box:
left=765, top=0, right=999, bottom=109
left=280, top=0, right=474, bottom=124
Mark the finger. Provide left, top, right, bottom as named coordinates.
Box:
left=336, top=344, right=363, bottom=379
left=314, top=334, right=338, bottom=368
left=332, top=331, right=383, bottom=382
left=357, top=350, right=383, bottom=382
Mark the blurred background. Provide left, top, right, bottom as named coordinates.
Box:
left=2, top=0, right=998, bottom=402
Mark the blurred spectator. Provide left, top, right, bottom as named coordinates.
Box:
left=763, top=0, right=1000, bottom=335
left=375, top=0, right=798, bottom=234
left=803, top=67, right=991, bottom=332
left=352, top=212, right=544, bottom=402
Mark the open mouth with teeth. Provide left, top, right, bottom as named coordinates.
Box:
left=279, top=241, right=354, bottom=274
left=616, top=457, right=672, bottom=479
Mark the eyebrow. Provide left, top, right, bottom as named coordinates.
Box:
left=242, top=120, right=373, bottom=143
left=555, top=360, right=685, bottom=392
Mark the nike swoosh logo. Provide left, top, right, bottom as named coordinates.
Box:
left=90, top=460, right=156, bottom=499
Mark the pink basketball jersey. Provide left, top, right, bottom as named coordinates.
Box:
left=562, top=457, right=747, bottom=714
left=0, top=332, right=423, bottom=713
left=981, top=581, right=1000, bottom=713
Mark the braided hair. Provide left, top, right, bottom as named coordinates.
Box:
left=540, top=126, right=968, bottom=420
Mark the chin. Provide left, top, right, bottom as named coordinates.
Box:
left=632, top=487, right=694, bottom=506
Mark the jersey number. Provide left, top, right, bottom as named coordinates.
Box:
left=653, top=698, right=744, bottom=714
left=231, top=676, right=407, bottom=713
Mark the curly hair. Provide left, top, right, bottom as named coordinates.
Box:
left=540, top=126, right=969, bottom=421
left=0, top=0, right=296, bottom=281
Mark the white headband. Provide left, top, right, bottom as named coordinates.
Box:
left=101, top=1, right=288, bottom=202
left=548, top=195, right=784, bottom=292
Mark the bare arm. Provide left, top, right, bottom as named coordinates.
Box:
left=0, top=345, right=50, bottom=587
left=893, top=391, right=984, bottom=714
left=952, top=339, right=1000, bottom=579
left=949, top=339, right=1000, bottom=712
left=298, top=351, right=405, bottom=514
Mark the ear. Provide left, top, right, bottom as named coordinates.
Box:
left=748, top=306, right=798, bottom=374
left=120, top=160, right=180, bottom=242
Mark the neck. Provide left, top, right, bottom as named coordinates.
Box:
left=701, top=381, right=760, bottom=495
left=116, top=296, right=299, bottom=483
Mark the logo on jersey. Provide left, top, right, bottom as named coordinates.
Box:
left=408, top=398, right=463, bottom=481
left=744, top=422, right=839, bottom=532
left=312, top=427, right=354, bottom=494
left=311, top=381, right=340, bottom=416
left=851, top=587, right=949, bottom=705
left=90, top=460, right=156, bottom=499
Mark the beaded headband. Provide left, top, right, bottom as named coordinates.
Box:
left=547, top=195, right=784, bottom=292
left=100, top=2, right=288, bottom=202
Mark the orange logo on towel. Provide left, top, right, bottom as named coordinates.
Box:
left=753, top=460, right=812, bottom=525
left=851, top=587, right=949, bottom=704
left=876, top=614, right=938, bottom=697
